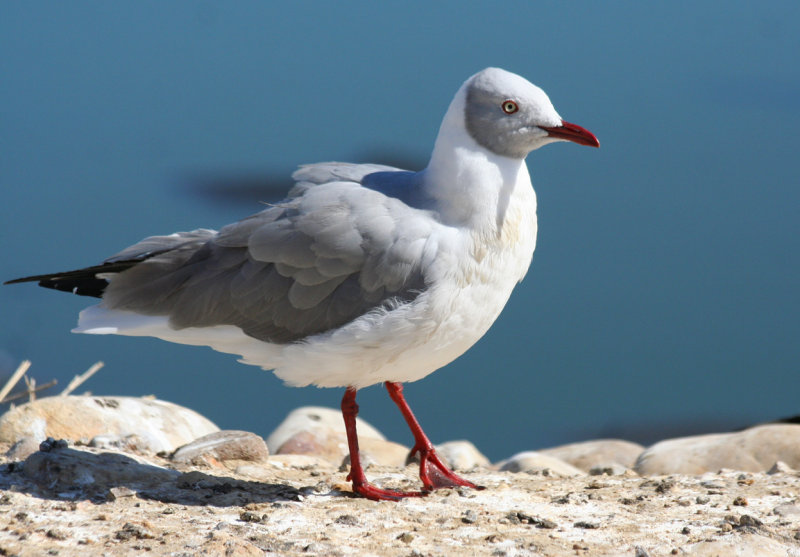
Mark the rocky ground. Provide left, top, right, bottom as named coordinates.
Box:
left=0, top=396, right=799, bottom=556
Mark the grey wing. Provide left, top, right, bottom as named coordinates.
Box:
left=291, top=162, right=406, bottom=186
left=102, top=171, right=434, bottom=344
left=287, top=162, right=406, bottom=197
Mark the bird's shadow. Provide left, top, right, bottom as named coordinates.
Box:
left=173, top=151, right=424, bottom=207
left=2, top=446, right=331, bottom=506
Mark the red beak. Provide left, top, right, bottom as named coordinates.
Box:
left=540, top=120, right=600, bottom=148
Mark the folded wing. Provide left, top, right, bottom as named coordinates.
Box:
left=17, top=164, right=436, bottom=344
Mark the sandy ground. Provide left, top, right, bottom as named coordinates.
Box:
left=1, top=441, right=799, bottom=556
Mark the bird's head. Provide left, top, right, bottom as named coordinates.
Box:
left=464, top=67, right=599, bottom=159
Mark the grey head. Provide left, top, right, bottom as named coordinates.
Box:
left=464, top=67, right=599, bottom=159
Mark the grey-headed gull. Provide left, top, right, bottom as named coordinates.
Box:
left=6, top=68, right=599, bottom=500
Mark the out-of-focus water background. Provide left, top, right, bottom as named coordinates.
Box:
left=1, top=2, right=798, bottom=461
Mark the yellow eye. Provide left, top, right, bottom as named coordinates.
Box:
left=502, top=100, right=519, bottom=114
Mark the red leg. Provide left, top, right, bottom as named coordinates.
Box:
left=385, top=381, right=484, bottom=492
left=340, top=387, right=426, bottom=501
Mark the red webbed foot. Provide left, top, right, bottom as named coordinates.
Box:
left=348, top=473, right=428, bottom=501
left=412, top=445, right=485, bottom=491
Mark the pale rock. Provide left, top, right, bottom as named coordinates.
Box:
left=433, top=440, right=491, bottom=471
left=636, top=424, right=800, bottom=475
left=265, top=406, right=384, bottom=453
left=685, top=534, right=789, bottom=556
left=539, top=439, right=644, bottom=472
left=496, top=451, right=585, bottom=476
left=171, top=430, right=269, bottom=467
left=0, top=396, right=218, bottom=453
left=407, top=440, right=490, bottom=471
left=353, top=437, right=410, bottom=469
left=278, top=428, right=407, bottom=468
left=340, top=449, right=377, bottom=472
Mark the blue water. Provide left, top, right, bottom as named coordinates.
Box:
left=1, top=2, right=798, bottom=461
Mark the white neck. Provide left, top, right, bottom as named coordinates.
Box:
left=421, top=85, right=531, bottom=232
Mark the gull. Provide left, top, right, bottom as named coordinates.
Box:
left=6, top=68, right=599, bottom=500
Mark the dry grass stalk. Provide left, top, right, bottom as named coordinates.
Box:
left=60, top=361, right=104, bottom=396
left=0, top=379, right=57, bottom=404
left=0, top=360, right=32, bottom=402
left=23, top=375, right=36, bottom=401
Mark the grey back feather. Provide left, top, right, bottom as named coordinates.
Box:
left=102, top=163, right=434, bottom=344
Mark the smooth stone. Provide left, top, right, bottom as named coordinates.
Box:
left=685, top=534, right=789, bottom=557
left=340, top=449, right=377, bottom=472
left=496, top=451, right=585, bottom=476
left=0, top=396, right=218, bottom=453
left=171, top=430, right=269, bottom=466
left=278, top=428, right=408, bottom=468
left=539, top=439, right=644, bottom=472
left=406, top=440, right=490, bottom=471
left=355, top=437, right=410, bottom=469
left=636, top=424, right=800, bottom=475
left=434, top=440, right=491, bottom=471
left=265, top=406, right=385, bottom=454
left=23, top=446, right=179, bottom=497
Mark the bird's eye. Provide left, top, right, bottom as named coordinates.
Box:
left=502, top=100, right=519, bottom=114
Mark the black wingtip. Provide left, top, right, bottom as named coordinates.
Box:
left=4, top=272, right=109, bottom=298
left=3, top=261, right=142, bottom=298
left=4, top=275, right=47, bottom=286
